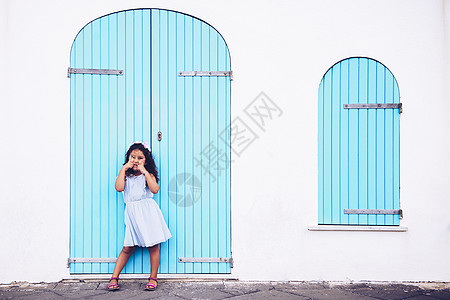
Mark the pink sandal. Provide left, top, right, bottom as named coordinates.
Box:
left=107, top=277, right=120, bottom=291
left=145, top=277, right=158, bottom=291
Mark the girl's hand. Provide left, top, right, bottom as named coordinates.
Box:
left=137, top=161, right=147, bottom=174
left=123, top=160, right=134, bottom=171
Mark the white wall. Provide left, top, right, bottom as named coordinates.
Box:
left=0, top=0, right=449, bottom=283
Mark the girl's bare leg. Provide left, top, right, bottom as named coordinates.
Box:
left=110, top=246, right=136, bottom=285
left=148, top=245, right=160, bottom=286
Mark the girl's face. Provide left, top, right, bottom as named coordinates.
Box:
left=129, top=149, right=146, bottom=171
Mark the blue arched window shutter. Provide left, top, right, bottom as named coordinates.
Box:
left=318, top=57, right=401, bottom=226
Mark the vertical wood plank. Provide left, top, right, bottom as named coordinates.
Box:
left=358, top=58, right=368, bottom=225
left=167, top=11, right=178, bottom=274
left=318, top=80, right=324, bottom=225
left=107, top=12, right=119, bottom=273
left=209, top=27, right=219, bottom=273
left=384, top=69, right=394, bottom=225
left=175, top=12, right=186, bottom=273
left=200, top=22, right=211, bottom=273
left=393, top=81, right=400, bottom=225
left=183, top=14, right=194, bottom=274
left=116, top=10, right=126, bottom=269
left=82, top=23, right=93, bottom=272
left=376, top=62, right=386, bottom=225
left=192, top=17, right=202, bottom=274
left=331, top=64, right=341, bottom=224
left=340, top=60, right=349, bottom=225
left=225, top=51, right=231, bottom=274
left=322, top=70, right=332, bottom=224
left=98, top=15, right=109, bottom=274
left=367, top=59, right=377, bottom=225
left=347, top=58, right=359, bottom=225
left=141, top=9, right=152, bottom=274
left=90, top=19, right=101, bottom=274
left=133, top=9, right=145, bottom=274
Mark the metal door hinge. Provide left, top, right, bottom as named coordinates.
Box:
left=67, top=258, right=117, bottom=268
left=179, top=257, right=234, bottom=268
left=178, top=71, right=232, bottom=79
left=67, top=67, right=124, bottom=78
left=344, top=103, right=402, bottom=113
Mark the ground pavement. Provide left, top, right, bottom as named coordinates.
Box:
left=0, top=280, right=449, bottom=300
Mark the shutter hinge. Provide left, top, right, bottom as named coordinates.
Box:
left=344, top=103, right=402, bottom=113
left=344, top=209, right=403, bottom=217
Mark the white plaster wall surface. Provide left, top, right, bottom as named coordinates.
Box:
left=0, top=0, right=449, bottom=283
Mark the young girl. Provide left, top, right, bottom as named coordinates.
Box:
left=108, top=142, right=171, bottom=291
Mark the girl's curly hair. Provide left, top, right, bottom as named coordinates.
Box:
left=124, top=143, right=159, bottom=183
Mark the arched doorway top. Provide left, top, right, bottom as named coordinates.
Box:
left=70, top=8, right=231, bottom=66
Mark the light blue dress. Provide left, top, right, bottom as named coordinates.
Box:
left=122, top=174, right=171, bottom=247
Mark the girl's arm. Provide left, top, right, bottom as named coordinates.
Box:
left=137, top=161, right=159, bottom=194
left=144, top=172, right=160, bottom=194
left=115, top=161, right=133, bottom=192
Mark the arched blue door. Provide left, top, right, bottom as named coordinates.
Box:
left=318, top=57, right=401, bottom=226
left=69, top=9, right=231, bottom=274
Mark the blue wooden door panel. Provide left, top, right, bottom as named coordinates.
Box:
left=151, top=9, right=231, bottom=274
left=318, top=57, right=400, bottom=226
left=70, top=9, right=231, bottom=274
left=71, top=10, right=153, bottom=274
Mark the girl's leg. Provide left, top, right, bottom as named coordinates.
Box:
left=110, top=246, right=136, bottom=283
left=147, top=244, right=160, bottom=286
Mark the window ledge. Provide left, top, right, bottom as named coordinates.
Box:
left=307, top=225, right=408, bottom=232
